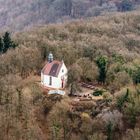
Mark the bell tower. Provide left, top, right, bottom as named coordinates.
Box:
left=48, top=52, right=53, bottom=63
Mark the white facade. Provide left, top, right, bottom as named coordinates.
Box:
left=41, top=62, right=68, bottom=89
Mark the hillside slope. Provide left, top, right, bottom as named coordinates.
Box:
left=0, top=11, right=140, bottom=140
left=0, top=0, right=139, bottom=31
left=15, top=11, right=140, bottom=63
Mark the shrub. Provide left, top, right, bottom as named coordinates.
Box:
left=103, top=92, right=113, bottom=103
left=116, top=88, right=129, bottom=110
left=108, top=71, right=132, bottom=92
left=93, top=89, right=105, bottom=96
left=132, top=67, right=140, bottom=84
left=77, top=58, right=98, bottom=82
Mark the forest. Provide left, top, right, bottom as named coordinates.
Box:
left=0, top=11, right=140, bottom=139
left=0, top=0, right=139, bottom=31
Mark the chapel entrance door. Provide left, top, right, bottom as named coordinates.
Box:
left=62, top=81, right=64, bottom=88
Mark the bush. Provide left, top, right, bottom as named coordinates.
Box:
left=132, top=67, right=140, bottom=84
left=77, top=58, right=98, bottom=82
left=116, top=89, right=129, bottom=110
left=103, top=92, right=113, bottom=103
left=108, top=71, right=132, bottom=92
left=93, top=89, right=105, bottom=96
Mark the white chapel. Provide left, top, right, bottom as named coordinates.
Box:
left=41, top=52, right=68, bottom=89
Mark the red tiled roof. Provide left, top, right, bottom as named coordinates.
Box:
left=42, top=60, right=63, bottom=77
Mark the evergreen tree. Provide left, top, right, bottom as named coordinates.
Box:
left=96, top=56, right=108, bottom=84
left=3, top=32, right=17, bottom=53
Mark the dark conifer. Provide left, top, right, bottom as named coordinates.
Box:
left=3, top=32, right=17, bottom=53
